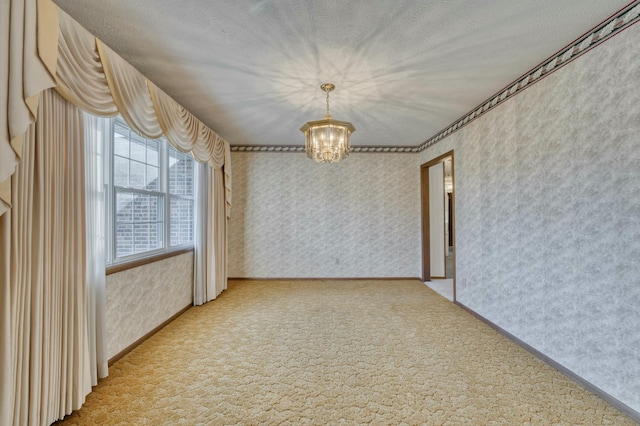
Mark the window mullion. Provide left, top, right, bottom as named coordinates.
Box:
left=163, top=139, right=170, bottom=250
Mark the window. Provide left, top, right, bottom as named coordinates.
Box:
left=105, top=117, right=194, bottom=264
left=168, top=148, right=195, bottom=246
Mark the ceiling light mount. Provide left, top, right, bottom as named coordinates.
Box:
left=320, top=82, right=335, bottom=93
left=300, top=83, right=355, bottom=164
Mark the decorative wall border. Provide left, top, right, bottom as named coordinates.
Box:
left=230, top=145, right=420, bottom=153
left=231, top=1, right=640, bottom=154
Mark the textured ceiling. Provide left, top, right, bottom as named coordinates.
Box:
left=53, top=0, right=632, bottom=148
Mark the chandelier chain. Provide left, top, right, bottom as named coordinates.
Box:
left=326, top=91, right=330, bottom=117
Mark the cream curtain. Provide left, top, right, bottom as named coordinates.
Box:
left=0, top=206, right=12, bottom=426
left=212, top=167, right=228, bottom=296
left=194, top=165, right=228, bottom=305
left=193, top=162, right=210, bottom=305
left=0, top=89, right=92, bottom=425
left=224, top=142, right=232, bottom=219
left=0, top=0, right=58, bottom=217
left=83, top=113, right=109, bottom=385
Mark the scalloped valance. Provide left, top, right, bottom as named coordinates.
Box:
left=1, top=1, right=231, bottom=218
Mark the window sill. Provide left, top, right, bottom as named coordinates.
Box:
left=106, top=247, right=194, bottom=275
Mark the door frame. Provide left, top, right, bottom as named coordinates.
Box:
left=420, top=150, right=455, bottom=300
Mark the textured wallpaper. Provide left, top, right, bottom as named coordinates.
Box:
left=419, top=24, right=640, bottom=413
left=106, top=252, right=193, bottom=359
left=228, top=152, right=421, bottom=278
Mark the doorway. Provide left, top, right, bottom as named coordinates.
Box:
left=420, top=151, right=455, bottom=301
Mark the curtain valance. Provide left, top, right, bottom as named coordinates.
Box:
left=0, top=0, right=58, bottom=217
left=148, top=83, right=224, bottom=166
left=96, top=40, right=164, bottom=138
left=55, top=11, right=118, bottom=117
left=1, top=3, right=232, bottom=218
left=148, top=84, right=232, bottom=216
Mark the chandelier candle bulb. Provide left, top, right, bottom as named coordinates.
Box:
left=300, top=83, right=355, bottom=164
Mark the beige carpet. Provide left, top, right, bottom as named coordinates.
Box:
left=57, top=280, right=636, bottom=425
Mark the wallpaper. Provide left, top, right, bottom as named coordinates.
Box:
left=419, top=24, right=640, bottom=413
left=106, top=252, right=193, bottom=359
left=228, top=152, right=421, bottom=278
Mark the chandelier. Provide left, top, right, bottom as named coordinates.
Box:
left=300, top=83, right=355, bottom=164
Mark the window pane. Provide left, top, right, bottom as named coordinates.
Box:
left=130, top=161, right=145, bottom=189
left=170, top=197, right=194, bottom=246
left=133, top=223, right=149, bottom=252
left=113, top=156, right=129, bottom=187
left=116, top=192, right=134, bottom=222
left=146, top=139, right=159, bottom=166
left=169, top=148, right=194, bottom=196
left=114, top=132, right=129, bottom=157
left=114, top=190, right=164, bottom=258
left=133, top=193, right=151, bottom=222
left=154, top=222, right=164, bottom=247
left=115, top=224, right=133, bottom=257
left=149, top=195, right=160, bottom=221
left=146, top=165, right=159, bottom=191
left=186, top=171, right=193, bottom=195
left=132, top=223, right=163, bottom=253
left=130, top=134, right=146, bottom=162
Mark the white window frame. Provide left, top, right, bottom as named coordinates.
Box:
left=104, top=116, right=195, bottom=266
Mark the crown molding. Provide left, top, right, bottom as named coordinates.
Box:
left=231, top=2, right=640, bottom=154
